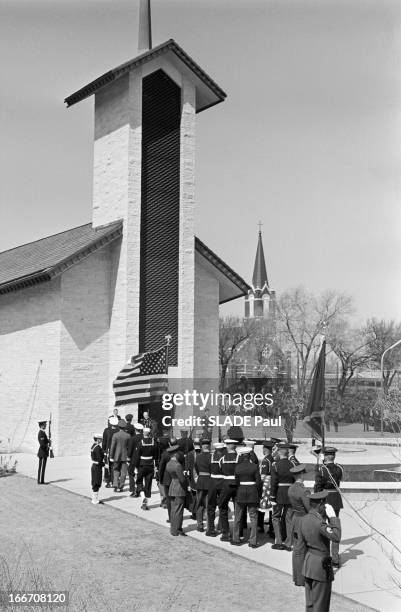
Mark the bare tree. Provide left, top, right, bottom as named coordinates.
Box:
left=328, top=320, right=372, bottom=410
left=364, top=319, right=401, bottom=394
left=219, top=316, right=253, bottom=391
left=276, top=287, right=353, bottom=398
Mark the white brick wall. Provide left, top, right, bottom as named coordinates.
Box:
left=58, top=247, right=111, bottom=455
left=0, top=280, right=61, bottom=454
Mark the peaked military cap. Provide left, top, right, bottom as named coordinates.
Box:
left=93, top=433, right=103, bottom=440
left=309, top=490, right=329, bottom=500
left=290, top=463, right=307, bottom=474
left=213, top=442, right=226, bottom=449
left=237, top=446, right=251, bottom=455
left=224, top=438, right=238, bottom=444
left=263, top=440, right=275, bottom=448
left=201, top=439, right=211, bottom=445
left=323, top=447, right=338, bottom=455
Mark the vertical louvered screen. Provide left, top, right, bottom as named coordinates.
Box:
left=139, top=69, right=181, bottom=366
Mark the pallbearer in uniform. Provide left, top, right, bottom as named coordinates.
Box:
left=288, top=463, right=310, bottom=585
left=194, top=439, right=211, bottom=532
left=102, top=416, right=119, bottom=488
left=127, top=423, right=143, bottom=496
left=91, top=433, right=105, bottom=504
left=186, top=437, right=201, bottom=519
left=257, top=440, right=274, bottom=535
left=232, top=447, right=262, bottom=548
left=37, top=420, right=49, bottom=485
left=218, top=438, right=239, bottom=542
left=314, top=447, right=343, bottom=566
left=298, top=491, right=341, bottom=612
left=135, top=426, right=158, bottom=510
left=206, top=442, right=226, bottom=537
left=270, top=443, right=295, bottom=550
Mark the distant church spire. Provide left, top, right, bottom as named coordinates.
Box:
left=252, top=224, right=269, bottom=290
left=138, top=0, right=152, bottom=54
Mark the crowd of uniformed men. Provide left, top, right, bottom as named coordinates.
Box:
left=38, top=410, right=344, bottom=612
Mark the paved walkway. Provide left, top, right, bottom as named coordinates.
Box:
left=13, top=453, right=401, bottom=611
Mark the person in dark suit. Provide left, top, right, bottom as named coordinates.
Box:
left=232, top=447, right=262, bottom=548
left=158, top=437, right=178, bottom=523
left=102, top=416, right=119, bottom=488
left=194, top=439, right=211, bottom=532
left=124, top=414, right=136, bottom=436
left=109, top=419, right=130, bottom=492
left=314, top=447, right=344, bottom=566
left=91, top=433, right=105, bottom=504
left=270, top=443, right=295, bottom=550
left=165, top=445, right=189, bottom=536
left=37, top=420, right=49, bottom=484
left=288, top=463, right=310, bottom=586
left=298, top=491, right=341, bottom=612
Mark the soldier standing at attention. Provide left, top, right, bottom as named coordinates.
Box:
left=314, top=447, right=343, bottom=567
left=218, top=438, right=239, bottom=542
left=232, top=447, right=262, bottom=548
left=37, top=420, right=49, bottom=485
left=288, top=464, right=310, bottom=585
left=135, top=426, right=158, bottom=510
left=298, top=491, right=341, bottom=612
left=91, top=433, right=105, bottom=505
left=270, top=443, right=295, bottom=550
left=206, top=442, right=226, bottom=537
left=194, top=439, right=211, bottom=532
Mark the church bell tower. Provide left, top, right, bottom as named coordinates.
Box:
left=65, top=0, right=226, bottom=401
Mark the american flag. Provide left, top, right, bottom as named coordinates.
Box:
left=113, top=346, right=168, bottom=406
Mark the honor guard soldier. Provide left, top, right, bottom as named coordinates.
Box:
left=102, top=416, right=119, bottom=488
left=271, top=438, right=282, bottom=462
left=186, top=437, right=201, bottom=518
left=134, top=427, right=158, bottom=510
left=257, top=440, right=274, bottom=535
left=218, top=438, right=239, bottom=542
left=270, top=443, right=295, bottom=550
left=158, top=437, right=178, bottom=523
left=298, top=491, right=341, bottom=612
left=288, top=444, right=300, bottom=467
left=37, top=420, right=50, bottom=485
left=91, top=433, right=105, bottom=504
left=127, top=423, right=143, bottom=496
left=206, top=442, right=226, bottom=537
left=232, top=447, right=262, bottom=548
left=314, top=447, right=343, bottom=566
left=194, top=439, right=211, bottom=532
left=288, top=464, right=310, bottom=585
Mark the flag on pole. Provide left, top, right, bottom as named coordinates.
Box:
left=113, top=346, right=168, bottom=407
left=303, top=340, right=326, bottom=440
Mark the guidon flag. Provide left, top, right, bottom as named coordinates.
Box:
left=303, top=339, right=326, bottom=440
left=113, top=346, right=168, bottom=406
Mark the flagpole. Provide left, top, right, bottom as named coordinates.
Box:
left=164, top=334, right=172, bottom=375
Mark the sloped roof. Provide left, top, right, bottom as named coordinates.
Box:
left=252, top=231, right=269, bottom=290
left=0, top=221, right=123, bottom=294
left=0, top=222, right=249, bottom=302
left=65, top=39, right=226, bottom=114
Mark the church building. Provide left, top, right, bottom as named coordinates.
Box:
left=0, top=3, right=249, bottom=455
left=244, top=228, right=276, bottom=326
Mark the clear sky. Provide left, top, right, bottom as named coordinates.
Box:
left=1, top=0, right=400, bottom=323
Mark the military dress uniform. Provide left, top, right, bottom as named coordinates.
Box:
left=91, top=435, right=105, bottom=504
left=298, top=492, right=341, bottom=612
left=194, top=444, right=211, bottom=531
left=218, top=443, right=239, bottom=541
left=232, top=450, right=262, bottom=547
left=135, top=434, right=158, bottom=509
left=165, top=447, right=188, bottom=536
left=288, top=464, right=310, bottom=585
left=37, top=422, right=49, bottom=484
left=257, top=442, right=274, bottom=534
left=102, top=418, right=119, bottom=487
left=206, top=444, right=226, bottom=536
left=127, top=429, right=143, bottom=495
left=186, top=445, right=201, bottom=517
left=270, top=451, right=295, bottom=549
left=314, top=448, right=343, bottom=565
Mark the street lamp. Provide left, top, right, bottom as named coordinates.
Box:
left=380, top=338, right=401, bottom=436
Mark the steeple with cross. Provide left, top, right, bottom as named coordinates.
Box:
left=245, top=222, right=276, bottom=320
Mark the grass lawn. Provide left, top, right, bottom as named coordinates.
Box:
left=0, top=475, right=369, bottom=612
